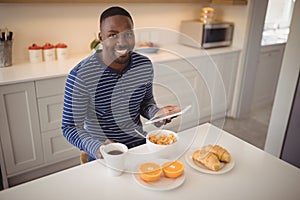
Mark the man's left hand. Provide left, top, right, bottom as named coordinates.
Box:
left=153, top=105, right=181, bottom=126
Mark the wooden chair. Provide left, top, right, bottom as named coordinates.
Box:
left=80, top=151, right=88, bottom=164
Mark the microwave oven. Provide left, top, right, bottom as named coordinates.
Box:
left=179, top=20, right=234, bottom=49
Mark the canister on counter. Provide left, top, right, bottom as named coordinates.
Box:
left=55, top=43, right=68, bottom=60
left=28, top=43, right=43, bottom=63
left=43, top=43, right=55, bottom=62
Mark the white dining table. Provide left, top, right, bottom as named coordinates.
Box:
left=0, top=123, right=299, bottom=200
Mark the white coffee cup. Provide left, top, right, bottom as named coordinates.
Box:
left=100, top=143, right=128, bottom=176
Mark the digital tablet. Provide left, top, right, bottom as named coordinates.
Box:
left=145, top=105, right=192, bottom=125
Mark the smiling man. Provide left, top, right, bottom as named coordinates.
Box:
left=99, top=10, right=135, bottom=69
left=62, top=6, right=179, bottom=162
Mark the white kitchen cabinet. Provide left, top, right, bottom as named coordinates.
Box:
left=37, top=94, right=79, bottom=163
left=42, top=129, right=79, bottom=163
left=252, top=44, right=285, bottom=109
left=0, top=77, right=80, bottom=187
left=36, top=77, right=80, bottom=164
left=153, top=51, right=240, bottom=131
left=35, top=77, right=67, bottom=98
left=38, top=95, right=64, bottom=132
left=190, top=52, right=239, bottom=120
left=0, top=82, right=43, bottom=176
left=212, top=52, right=239, bottom=111
left=153, top=62, right=202, bottom=131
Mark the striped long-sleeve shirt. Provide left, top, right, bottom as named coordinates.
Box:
left=62, top=50, right=159, bottom=161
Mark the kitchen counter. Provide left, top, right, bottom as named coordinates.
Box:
left=261, top=28, right=289, bottom=46
left=0, top=123, right=299, bottom=200
left=0, top=44, right=240, bottom=85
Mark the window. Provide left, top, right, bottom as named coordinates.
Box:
left=264, top=0, right=296, bottom=30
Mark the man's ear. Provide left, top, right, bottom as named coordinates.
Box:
left=98, top=32, right=102, bottom=42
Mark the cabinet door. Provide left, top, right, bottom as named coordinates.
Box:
left=252, top=45, right=285, bottom=109
left=153, top=60, right=207, bottom=131
left=189, top=55, right=228, bottom=119
left=185, top=52, right=239, bottom=120
left=36, top=79, right=79, bottom=163
left=42, top=129, right=80, bottom=163
left=154, top=53, right=238, bottom=129
left=0, top=82, right=43, bottom=175
left=212, top=52, right=239, bottom=111
left=38, top=95, right=64, bottom=132
left=35, top=76, right=66, bottom=98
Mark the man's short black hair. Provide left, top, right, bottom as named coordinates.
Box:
left=100, top=6, right=133, bottom=26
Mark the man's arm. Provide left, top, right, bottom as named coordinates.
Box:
left=61, top=70, right=102, bottom=159
left=140, top=81, right=160, bottom=120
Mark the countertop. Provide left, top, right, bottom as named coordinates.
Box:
left=0, top=123, right=299, bottom=200
left=261, top=28, right=289, bottom=46
left=0, top=44, right=240, bottom=86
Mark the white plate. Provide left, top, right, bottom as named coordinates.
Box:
left=185, top=149, right=235, bottom=175
left=145, top=105, right=192, bottom=125
left=132, top=159, right=185, bottom=191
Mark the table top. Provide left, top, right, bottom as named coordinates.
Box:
left=0, top=123, right=299, bottom=200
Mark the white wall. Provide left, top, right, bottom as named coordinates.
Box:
left=0, top=3, right=198, bottom=63
left=264, top=0, right=300, bottom=157
left=0, top=3, right=248, bottom=64
left=213, top=4, right=250, bottom=53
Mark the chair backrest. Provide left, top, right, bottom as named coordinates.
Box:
left=80, top=151, right=88, bottom=164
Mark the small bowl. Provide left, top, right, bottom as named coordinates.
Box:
left=135, top=47, right=159, bottom=54
left=146, top=130, right=179, bottom=158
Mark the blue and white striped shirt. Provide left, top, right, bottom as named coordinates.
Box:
left=62, top=50, right=159, bottom=160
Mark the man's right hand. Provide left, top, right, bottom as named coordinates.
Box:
left=97, top=138, right=114, bottom=159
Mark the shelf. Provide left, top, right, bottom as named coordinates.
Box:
left=0, top=0, right=246, bottom=4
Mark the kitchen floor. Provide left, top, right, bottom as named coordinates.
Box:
left=221, top=105, right=272, bottom=150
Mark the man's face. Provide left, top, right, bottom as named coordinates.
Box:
left=99, top=15, right=135, bottom=66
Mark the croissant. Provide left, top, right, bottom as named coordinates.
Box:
left=192, top=149, right=221, bottom=171
left=210, top=145, right=231, bottom=163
